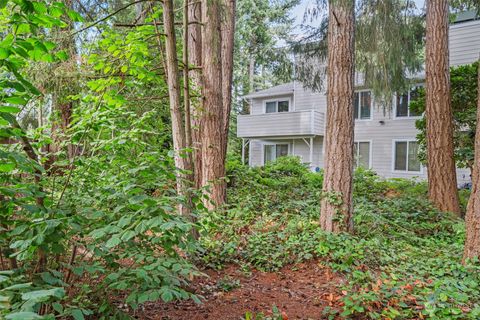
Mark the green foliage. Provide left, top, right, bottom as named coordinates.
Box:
left=411, top=62, right=478, bottom=172
left=0, top=2, right=202, bottom=319
left=203, top=158, right=479, bottom=319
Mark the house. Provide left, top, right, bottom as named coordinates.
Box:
left=237, top=14, right=480, bottom=184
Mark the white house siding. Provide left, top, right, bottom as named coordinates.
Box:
left=449, top=20, right=480, bottom=66
left=242, top=20, right=479, bottom=183
left=355, top=106, right=471, bottom=184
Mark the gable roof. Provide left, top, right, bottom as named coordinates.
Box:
left=243, top=82, right=295, bottom=99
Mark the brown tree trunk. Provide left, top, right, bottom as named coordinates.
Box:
left=220, top=0, right=236, bottom=200
left=162, top=0, right=194, bottom=216
left=188, top=0, right=203, bottom=189
left=425, top=0, right=461, bottom=215
left=200, top=0, right=225, bottom=209
left=320, top=0, right=355, bottom=233
left=463, top=62, right=480, bottom=261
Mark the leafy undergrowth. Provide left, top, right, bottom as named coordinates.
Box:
left=199, top=157, right=479, bottom=319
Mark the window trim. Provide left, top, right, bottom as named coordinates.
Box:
left=262, top=142, right=291, bottom=165
left=263, top=98, right=292, bottom=114
left=354, top=140, right=373, bottom=169
left=393, top=84, right=424, bottom=119
left=354, top=89, right=373, bottom=121
left=391, top=139, right=423, bottom=174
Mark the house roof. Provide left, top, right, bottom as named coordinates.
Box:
left=453, top=10, right=478, bottom=24
left=243, top=82, right=295, bottom=99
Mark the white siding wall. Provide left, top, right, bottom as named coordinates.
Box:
left=244, top=20, right=479, bottom=183
left=450, top=20, right=480, bottom=66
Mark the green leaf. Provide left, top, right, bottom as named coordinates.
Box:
left=0, top=163, right=15, bottom=173
left=105, top=235, right=121, bottom=248
left=5, top=97, right=27, bottom=105
left=71, top=309, right=85, bottom=320
left=0, top=106, right=21, bottom=113
left=6, top=312, right=42, bottom=320
left=0, top=48, right=9, bottom=59
left=55, top=50, right=68, bottom=61
left=0, top=0, right=7, bottom=9
left=21, top=287, right=65, bottom=301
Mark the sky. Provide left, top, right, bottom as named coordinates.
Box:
left=291, top=0, right=426, bottom=31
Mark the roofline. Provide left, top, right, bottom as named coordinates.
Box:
left=243, top=90, right=294, bottom=99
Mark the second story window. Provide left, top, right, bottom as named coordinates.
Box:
left=396, top=86, right=423, bottom=118
left=265, top=100, right=289, bottom=113
left=354, top=91, right=372, bottom=120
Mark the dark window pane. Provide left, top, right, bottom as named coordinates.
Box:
left=360, top=92, right=371, bottom=119
left=354, top=93, right=359, bottom=119
left=264, top=145, right=275, bottom=163
left=407, top=141, right=421, bottom=171
left=358, top=142, right=370, bottom=168
left=276, top=144, right=289, bottom=158
left=409, top=87, right=422, bottom=116
left=266, top=102, right=276, bottom=113
left=395, top=142, right=407, bottom=170
left=278, top=101, right=289, bottom=112
left=396, top=93, right=408, bottom=117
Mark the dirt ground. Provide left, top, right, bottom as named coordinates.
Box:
left=135, top=260, right=345, bottom=320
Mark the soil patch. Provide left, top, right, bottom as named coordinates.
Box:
left=136, top=260, right=345, bottom=320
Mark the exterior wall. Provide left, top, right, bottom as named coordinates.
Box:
left=449, top=20, right=480, bottom=66
left=249, top=137, right=324, bottom=169
left=242, top=20, right=479, bottom=184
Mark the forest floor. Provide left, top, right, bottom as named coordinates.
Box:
left=137, top=260, right=344, bottom=320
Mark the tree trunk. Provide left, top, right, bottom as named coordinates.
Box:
left=463, top=62, right=480, bottom=261
left=320, top=0, right=355, bottom=233
left=425, top=0, right=461, bottom=215
left=162, top=0, right=193, bottom=217
left=220, top=0, right=236, bottom=200
left=200, top=0, right=225, bottom=209
left=188, top=0, right=203, bottom=189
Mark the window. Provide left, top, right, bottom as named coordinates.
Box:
left=264, top=144, right=289, bottom=164
left=354, top=141, right=371, bottom=168
left=396, top=86, right=423, bottom=118
left=394, top=140, right=421, bottom=172
left=354, top=91, right=372, bottom=120
left=265, top=100, right=289, bottom=113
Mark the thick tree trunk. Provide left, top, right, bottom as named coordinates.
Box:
left=463, top=62, right=480, bottom=261
left=320, top=0, right=355, bottom=233
left=162, top=0, right=193, bottom=216
left=220, top=0, right=236, bottom=200
left=425, top=0, right=461, bottom=215
left=200, top=0, right=225, bottom=209
left=188, top=0, right=203, bottom=189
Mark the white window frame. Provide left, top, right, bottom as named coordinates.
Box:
left=393, top=84, right=424, bottom=119
left=262, top=143, right=291, bottom=165
left=354, top=90, right=373, bottom=121
left=391, top=139, right=423, bottom=174
left=354, top=140, right=372, bottom=169
left=263, top=98, right=292, bottom=114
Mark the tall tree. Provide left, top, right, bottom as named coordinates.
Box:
left=425, top=0, right=461, bottom=215
left=320, top=0, right=355, bottom=233
left=188, top=0, right=204, bottom=189
left=200, top=0, right=225, bottom=209
left=463, top=60, right=480, bottom=261
left=162, top=0, right=194, bottom=217
left=220, top=0, right=236, bottom=200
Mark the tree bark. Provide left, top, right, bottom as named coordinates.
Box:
left=162, top=0, right=194, bottom=217
left=320, top=0, right=355, bottom=233
left=220, top=0, right=236, bottom=201
left=425, top=0, right=461, bottom=215
left=188, top=0, right=203, bottom=189
left=463, top=62, right=480, bottom=261
left=200, top=0, right=225, bottom=209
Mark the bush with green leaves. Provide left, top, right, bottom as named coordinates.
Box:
left=0, top=1, right=202, bottom=318
left=203, top=157, right=479, bottom=319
